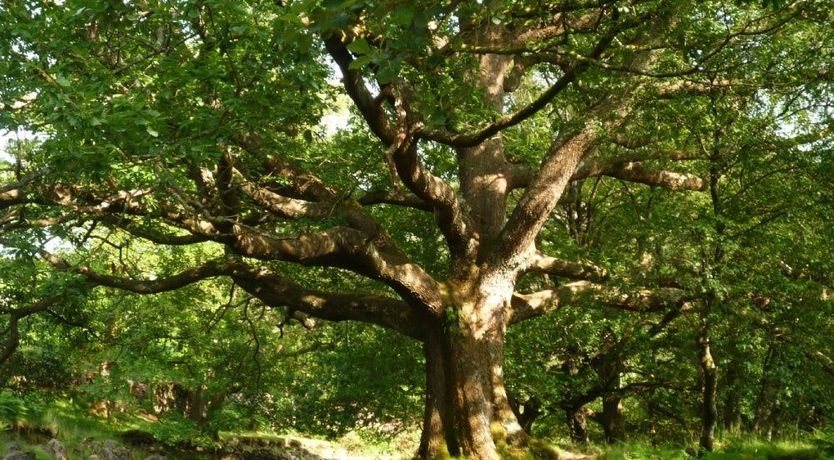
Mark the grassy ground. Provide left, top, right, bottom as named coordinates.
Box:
left=599, top=437, right=834, bottom=460
left=1, top=395, right=413, bottom=459
left=2, top=394, right=833, bottom=460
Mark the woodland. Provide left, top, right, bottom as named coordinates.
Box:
left=1, top=0, right=834, bottom=459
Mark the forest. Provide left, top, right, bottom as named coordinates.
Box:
left=1, top=0, right=833, bottom=459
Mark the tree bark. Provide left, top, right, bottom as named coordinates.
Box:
left=418, top=330, right=459, bottom=459
left=416, top=279, right=528, bottom=460
left=753, top=344, right=778, bottom=440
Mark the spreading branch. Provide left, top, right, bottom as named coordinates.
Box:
left=508, top=281, right=692, bottom=325
left=38, top=253, right=426, bottom=340
left=526, top=252, right=608, bottom=282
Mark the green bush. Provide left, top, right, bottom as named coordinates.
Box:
left=0, top=391, right=29, bottom=426
left=146, top=417, right=214, bottom=448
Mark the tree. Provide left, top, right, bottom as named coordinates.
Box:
left=1, top=0, right=832, bottom=458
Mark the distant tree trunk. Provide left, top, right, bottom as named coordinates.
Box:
left=753, top=344, right=777, bottom=439
left=698, top=326, right=718, bottom=452
left=721, top=335, right=743, bottom=433
left=601, top=394, right=626, bottom=443
left=721, top=354, right=742, bottom=433
left=509, top=394, right=542, bottom=434
left=647, top=401, right=659, bottom=447
left=699, top=157, right=721, bottom=453
left=593, top=347, right=626, bottom=443
left=566, top=405, right=590, bottom=445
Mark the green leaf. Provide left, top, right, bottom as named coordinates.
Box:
left=346, top=38, right=371, bottom=55
left=348, top=55, right=372, bottom=70
left=55, top=75, right=71, bottom=87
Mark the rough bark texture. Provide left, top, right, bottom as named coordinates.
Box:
left=418, top=330, right=459, bottom=459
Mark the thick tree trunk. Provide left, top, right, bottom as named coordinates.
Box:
left=418, top=330, right=459, bottom=459
left=509, top=394, right=541, bottom=434
left=416, top=282, right=528, bottom=460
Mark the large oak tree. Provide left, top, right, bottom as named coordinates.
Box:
left=1, top=0, right=832, bottom=458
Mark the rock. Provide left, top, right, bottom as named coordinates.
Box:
left=3, top=452, right=35, bottom=460
left=120, top=430, right=156, bottom=446
left=3, top=444, right=35, bottom=460
left=46, top=438, right=68, bottom=460
left=95, top=440, right=132, bottom=460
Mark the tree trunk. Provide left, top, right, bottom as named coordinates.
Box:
left=698, top=331, right=718, bottom=452
left=418, top=330, right=459, bottom=459
left=566, top=405, right=590, bottom=445
left=593, top=345, right=626, bottom=443
left=509, top=394, right=541, bottom=434
left=721, top=364, right=742, bottom=433
left=721, top=338, right=742, bottom=434
left=185, top=386, right=207, bottom=423
left=753, top=344, right=777, bottom=438
left=601, top=395, right=626, bottom=443
left=416, top=284, right=527, bottom=460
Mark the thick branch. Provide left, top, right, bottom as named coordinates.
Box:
left=236, top=173, right=333, bottom=220
left=358, top=188, right=432, bottom=212
left=101, top=216, right=209, bottom=245
left=598, top=162, right=705, bottom=191
left=526, top=252, right=608, bottom=282
left=508, top=281, right=691, bottom=325
left=509, top=150, right=704, bottom=191
left=1, top=297, right=60, bottom=364
left=234, top=272, right=424, bottom=341
left=419, top=67, right=581, bottom=147
left=420, top=11, right=644, bottom=148
left=39, top=253, right=426, bottom=341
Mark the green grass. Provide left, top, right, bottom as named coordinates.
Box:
left=599, top=437, right=833, bottom=460
left=600, top=441, right=692, bottom=460
left=5, top=395, right=834, bottom=460
left=703, top=438, right=830, bottom=460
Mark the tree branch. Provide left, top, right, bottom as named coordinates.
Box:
left=508, top=281, right=692, bottom=325
left=526, top=252, right=608, bottom=282
left=1, top=297, right=60, bottom=364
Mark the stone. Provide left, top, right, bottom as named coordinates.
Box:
left=95, top=440, right=132, bottom=460
left=3, top=444, right=35, bottom=460
left=120, top=430, right=156, bottom=446
left=3, top=452, right=35, bottom=460
left=46, top=438, right=68, bottom=460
